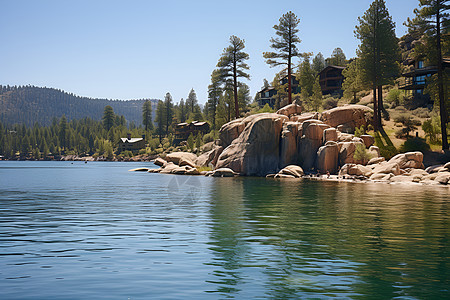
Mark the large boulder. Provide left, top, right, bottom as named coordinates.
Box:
left=320, top=105, right=373, bottom=130
left=298, top=137, right=323, bottom=172
left=195, top=145, right=222, bottom=167
left=371, top=161, right=401, bottom=176
left=297, top=121, right=329, bottom=172
left=215, top=114, right=286, bottom=176
left=212, top=168, right=238, bottom=177
left=388, top=151, right=424, bottom=169
left=339, top=163, right=373, bottom=177
left=290, top=112, right=320, bottom=123
left=276, top=103, right=302, bottom=117
left=316, top=141, right=339, bottom=174
left=165, top=152, right=198, bottom=165
left=360, top=135, right=375, bottom=148
left=154, top=157, right=167, bottom=167
left=338, top=141, right=365, bottom=166
left=218, top=118, right=245, bottom=147
left=277, top=165, right=304, bottom=178
left=279, top=122, right=300, bottom=168
left=323, top=128, right=338, bottom=143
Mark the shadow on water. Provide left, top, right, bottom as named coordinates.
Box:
left=205, top=177, right=449, bottom=299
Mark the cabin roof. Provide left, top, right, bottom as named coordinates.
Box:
left=120, top=138, right=143, bottom=143
left=319, top=65, right=345, bottom=74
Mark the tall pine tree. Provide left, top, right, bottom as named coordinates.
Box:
left=411, top=0, right=449, bottom=150
left=217, top=35, right=250, bottom=119
left=264, top=11, right=302, bottom=105
left=355, top=0, right=401, bottom=131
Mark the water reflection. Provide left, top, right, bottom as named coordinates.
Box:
left=206, top=178, right=449, bottom=298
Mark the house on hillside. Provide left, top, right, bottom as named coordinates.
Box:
left=318, top=65, right=345, bottom=97
left=174, top=121, right=210, bottom=144
left=257, top=75, right=300, bottom=108
left=118, top=133, right=145, bottom=152
left=399, top=57, right=450, bottom=106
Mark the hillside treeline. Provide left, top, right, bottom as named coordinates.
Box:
left=0, top=85, right=157, bottom=126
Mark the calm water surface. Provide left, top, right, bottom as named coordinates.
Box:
left=0, top=161, right=448, bottom=299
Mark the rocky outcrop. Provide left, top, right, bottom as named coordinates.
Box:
left=387, top=152, right=424, bottom=169
left=360, top=135, right=375, bottom=148
left=211, top=168, right=238, bottom=177
left=316, top=141, right=339, bottom=174
left=323, top=128, right=338, bottom=143
left=215, top=113, right=287, bottom=176
left=276, top=165, right=304, bottom=178
left=338, top=141, right=365, bottom=166
left=218, top=118, right=245, bottom=147
left=154, top=157, right=167, bottom=167
left=276, top=103, right=302, bottom=117
left=280, top=122, right=300, bottom=167
left=165, top=152, right=198, bottom=165
left=321, top=105, right=372, bottom=131
left=290, top=112, right=319, bottom=123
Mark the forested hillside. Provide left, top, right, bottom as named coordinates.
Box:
left=0, top=85, right=158, bottom=126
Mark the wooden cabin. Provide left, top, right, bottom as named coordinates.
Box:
left=318, top=65, right=345, bottom=97
left=118, top=133, right=145, bottom=152
left=399, top=58, right=450, bottom=106
left=174, top=121, right=210, bottom=144
left=257, top=75, right=300, bottom=108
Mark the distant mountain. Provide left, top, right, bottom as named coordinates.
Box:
left=0, top=85, right=159, bottom=126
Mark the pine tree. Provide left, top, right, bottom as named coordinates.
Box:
left=355, top=0, right=401, bottom=131
left=155, top=100, right=166, bottom=143
left=59, top=115, right=68, bottom=151
left=164, top=93, right=174, bottom=135
left=264, top=11, right=302, bottom=105
left=142, top=100, right=153, bottom=132
left=179, top=98, right=187, bottom=123
left=296, top=56, right=315, bottom=99
left=411, top=0, right=449, bottom=150
left=186, top=89, right=198, bottom=114
left=102, top=105, right=115, bottom=131
left=326, top=48, right=347, bottom=66
left=207, top=69, right=222, bottom=130
left=217, top=35, right=250, bottom=119
left=342, top=59, right=364, bottom=103
left=312, top=52, right=326, bottom=75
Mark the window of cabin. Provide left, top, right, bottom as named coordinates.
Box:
left=265, top=91, right=270, bottom=98
left=418, top=61, right=424, bottom=69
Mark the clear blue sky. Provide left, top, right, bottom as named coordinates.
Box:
left=1, top=0, right=418, bottom=105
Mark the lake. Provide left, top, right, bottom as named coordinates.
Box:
left=0, top=161, right=448, bottom=299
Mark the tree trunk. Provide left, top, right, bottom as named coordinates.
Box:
left=373, top=86, right=378, bottom=131
left=233, top=57, right=239, bottom=119
left=378, top=85, right=383, bottom=125
left=436, top=3, right=449, bottom=150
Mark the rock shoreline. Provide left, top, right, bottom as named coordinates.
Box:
left=131, top=104, right=450, bottom=186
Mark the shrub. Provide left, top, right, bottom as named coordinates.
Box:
left=386, top=88, right=403, bottom=107
left=353, top=144, right=373, bottom=165
left=394, top=114, right=421, bottom=138
left=187, top=133, right=195, bottom=151
left=257, top=103, right=275, bottom=113
left=412, top=107, right=431, bottom=119
left=354, top=125, right=366, bottom=137
left=322, top=97, right=338, bottom=110
left=422, top=116, right=441, bottom=144
left=399, top=137, right=430, bottom=153
left=203, top=132, right=215, bottom=144
left=195, top=133, right=203, bottom=149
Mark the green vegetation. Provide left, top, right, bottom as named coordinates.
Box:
left=355, top=0, right=401, bottom=132
left=263, top=11, right=302, bottom=104
left=216, top=35, right=250, bottom=119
